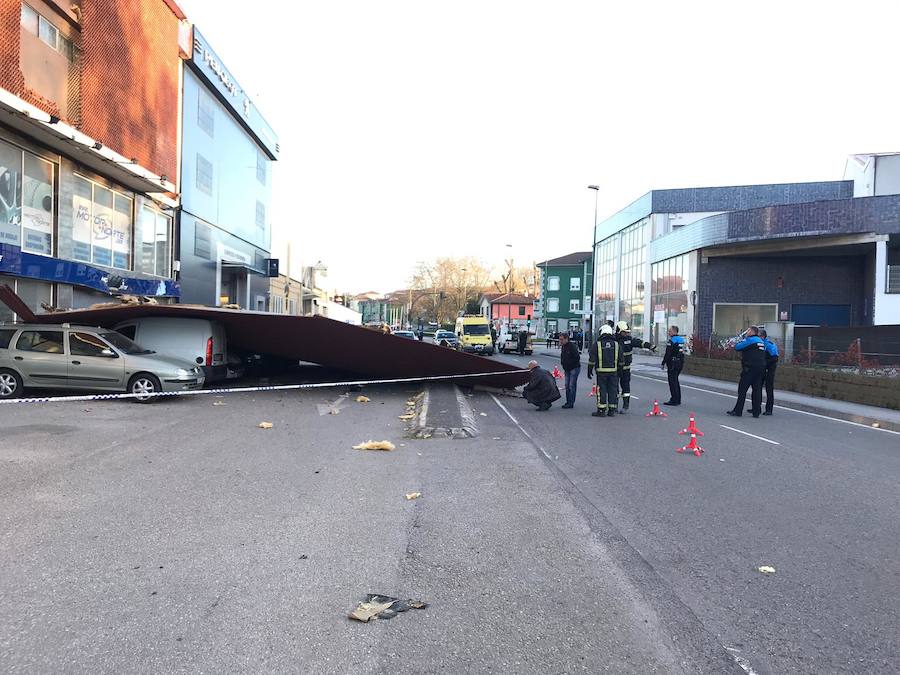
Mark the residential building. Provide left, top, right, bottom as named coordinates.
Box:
left=352, top=291, right=407, bottom=327
left=0, top=0, right=183, bottom=320
left=487, top=292, right=534, bottom=331
left=536, top=251, right=593, bottom=337
left=593, top=166, right=900, bottom=347
left=177, top=25, right=279, bottom=309
left=478, top=292, right=501, bottom=319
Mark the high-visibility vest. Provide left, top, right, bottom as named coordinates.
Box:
left=592, top=337, right=619, bottom=373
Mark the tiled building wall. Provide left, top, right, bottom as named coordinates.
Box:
left=696, top=254, right=872, bottom=339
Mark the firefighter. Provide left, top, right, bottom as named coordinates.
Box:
left=614, top=320, right=656, bottom=413
left=587, top=324, right=623, bottom=417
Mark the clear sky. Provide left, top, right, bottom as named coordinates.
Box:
left=177, top=0, right=900, bottom=294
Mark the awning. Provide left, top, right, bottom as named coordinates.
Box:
left=0, top=88, right=178, bottom=206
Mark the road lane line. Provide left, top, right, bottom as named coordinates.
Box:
left=490, top=394, right=552, bottom=460
left=633, top=373, right=900, bottom=437
left=719, top=424, right=780, bottom=445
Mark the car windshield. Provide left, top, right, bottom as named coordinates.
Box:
left=463, top=324, right=489, bottom=335
left=436, top=331, right=455, bottom=339
left=100, top=332, right=153, bottom=355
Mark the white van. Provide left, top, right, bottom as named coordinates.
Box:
left=113, top=317, right=230, bottom=383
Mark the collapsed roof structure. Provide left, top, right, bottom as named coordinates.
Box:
left=0, top=286, right=528, bottom=389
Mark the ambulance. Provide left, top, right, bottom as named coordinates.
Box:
left=454, top=315, right=494, bottom=355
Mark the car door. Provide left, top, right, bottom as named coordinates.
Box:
left=67, top=331, right=126, bottom=391
left=13, top=329, right=69, bottom=388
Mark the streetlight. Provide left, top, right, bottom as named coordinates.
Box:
left=461, top=267, right=467, bottom=317
left=587, top=185, right=600, bottom=346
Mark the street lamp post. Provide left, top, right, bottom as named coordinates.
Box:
left=587, top=185, right=600, bottom=345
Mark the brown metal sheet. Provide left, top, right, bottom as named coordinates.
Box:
left=0, top=286, right=528, bottom=388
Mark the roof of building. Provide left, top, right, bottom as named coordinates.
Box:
left=490, top=293, right=534, bottom=304
left=537, top=252, right=593, bottom=267
left=480, top=292, right=503, bottom=302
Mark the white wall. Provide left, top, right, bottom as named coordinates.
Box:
left=323, top=300, right=362, bottom=325
left=875, top=155, right=900, bottom=196
left=844, top=154, right=878, bottom=197
left=874, top=239, right=900, bottom=324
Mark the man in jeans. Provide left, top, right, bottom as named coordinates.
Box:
left=559, top=333, right=581, bottom=409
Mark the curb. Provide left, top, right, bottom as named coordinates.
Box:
left=633, top=369, right=900, bottom=433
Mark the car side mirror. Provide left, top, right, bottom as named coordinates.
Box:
left=101, top=348, right=118, bottom=358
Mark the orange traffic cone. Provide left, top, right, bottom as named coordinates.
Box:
left=678, top=413, right=704, bottom=437
left=646, top=399, right=668, bottom=417
left=552, top=365, right=562, bottom=379
left=678, top=433, right=704, bottom=457
left=586, top=385, right=597, bottom=398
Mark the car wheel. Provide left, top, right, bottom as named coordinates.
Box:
left=0, top=369, right=23, bottom=400
left=128, top=373, right=162, bottom=404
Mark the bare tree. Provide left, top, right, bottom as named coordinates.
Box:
left=409, top=257, right=492, bottom=326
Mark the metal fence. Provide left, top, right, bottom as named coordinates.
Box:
left=691, top=333, right=900, bottom=377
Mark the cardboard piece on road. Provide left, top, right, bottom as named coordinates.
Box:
left=352, top=440, right=395, bottom=451
left=405, top=492, right=422, bottom=500
left=356, top=395, right=370, bottom=403
left=757, top=565, right=776, bottom=574
left=258, top=422, right=274, bottom=429
left=348, top=594, right=429, bottom=622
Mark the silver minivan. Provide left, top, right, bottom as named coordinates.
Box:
left=0, top=323, right=204, bottom=402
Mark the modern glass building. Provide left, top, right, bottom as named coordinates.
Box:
left=592, top=181, right=855, bottom=344
left=177, top=27, right=279, bottom=309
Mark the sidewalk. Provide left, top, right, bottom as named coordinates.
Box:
left=539, top=348, right=900, bottom=432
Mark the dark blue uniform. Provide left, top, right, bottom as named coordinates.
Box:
left=661, top=335, right=685, bottom=405
left=730, top=335, right=766, bottom=417
left=763, top=338, right=779, bottom=414
left=615, top=332, right=654, bottom=411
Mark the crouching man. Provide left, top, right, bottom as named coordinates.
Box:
left=522, top=360, right=561, bottom=411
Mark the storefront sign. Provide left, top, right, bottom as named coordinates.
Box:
left=653, top=310, right=666, bottom=324
left=0, top=243, right=179, bottom=297
left=189, top=28, right=279, bottom=160
left=220, top=246, right=251, bottom=265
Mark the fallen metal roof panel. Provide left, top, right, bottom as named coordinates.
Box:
left=0, top=286, right=528, bottom=389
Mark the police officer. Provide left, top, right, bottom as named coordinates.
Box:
left=661, top=325, right=685, bottom=406
left=614, top=320, right=656, bottom=413
left=758, top=328, right=779, bottom=416
left=727, top=326, right=767, bottom=418
left=587, top=324, right=622, bottom=417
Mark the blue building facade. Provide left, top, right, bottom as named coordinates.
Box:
left=177, top=28, right=279, bottom=309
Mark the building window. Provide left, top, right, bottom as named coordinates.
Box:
left=570, top=299, right=580, bottom=312
left=547, top=297, right=559, bottom=313
left=80, top=184, right=133, bottom=270
left=198, top=92, right=215, bottom=137
left=518, top=305, right=525, bottom=316
left=256, top=151, right=266, bottom=185
left=547, top=276, right=560, bottom=291
left=0, top=140, right=56, bottom=256
left=546, top=320, right=557, bottom=334
left=196, top=154, right=213, bottom=195
left=271, top=295, right=284, bottom=314
left=194, top=220, right=211, bottom=259
left=570, top=277, right=581, bottom=291
left=38, top=15, right=57, bottom=49
left=255, top=200, right=265, bottom=229
left=21, top=3, right=38, bottom=33
left=140, top=206, right=172, bottom=277
left=288, top=298, right=296, bottom=315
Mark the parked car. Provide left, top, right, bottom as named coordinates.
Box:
left=392, top=330, right=418, bottom=340
left=113, top=317, right=234, bottom=382
left=0, top=323, right=204, bottom=402
left=432, top=330, right=459, bottom=348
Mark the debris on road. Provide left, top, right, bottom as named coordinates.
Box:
left=399, top=413, right=415, bottom=421
left=352, top=440, right=396, bottom=451
left=757, top=565, right=776, bottom=574
left=213, top=401, right=226, bottom=406
left=479, top=412, right=488, bottom=417
left=348, top=594, right=429, bottom=622
left=258, top=422, right=274, bottom=429
left=405, top=492, right=422, bottom=500
left=356, top=395, right=370, bottom=403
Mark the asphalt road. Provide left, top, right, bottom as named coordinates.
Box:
left=0, top=380, right=738, bottom=674
left=491, top=350, right=900, bottom=674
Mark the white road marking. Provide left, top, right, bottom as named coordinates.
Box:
left=725, top=647, right=758, bottom=674
left=490, top=394, right=552, bottom=461
left=633, top=373, right=900, bottom=437
left=719, top=424, right=780, bottom=445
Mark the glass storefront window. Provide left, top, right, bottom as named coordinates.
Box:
left=22, top=154, right=53, bottom=255
left=0, top=139, right=23, bottom=247
left=73, top=175, right=133, bottom=270
left=140, top=206, right=172, bottom=278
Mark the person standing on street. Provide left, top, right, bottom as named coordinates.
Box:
left=517, top=329, right=528, bottom=355
left=758, top=328, right=779, bottom=416
left=661, top=325, right=685, bottom=406
left=727, top=326, right=767, bottom=418
left=614, top=320, right=656, bottom=413
left=559, top=333, right=581, bottom=409
left=588, top=324, right=622, bottom=417
left=522, top=360, right=561, bottom=411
